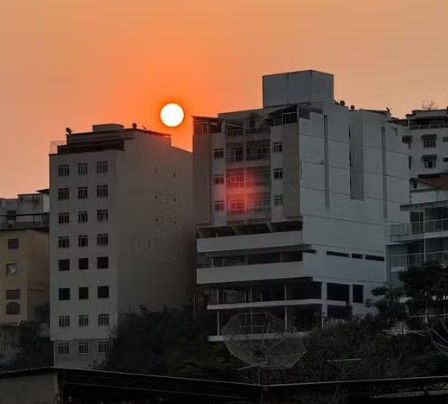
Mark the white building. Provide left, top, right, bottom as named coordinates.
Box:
left=49, top=124, right=194, bottom=368
left=193, top=70, right=409, bottom=339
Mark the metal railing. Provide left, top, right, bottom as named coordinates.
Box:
left=390, top=251, right=448, bottom=267
left=409, top=122, right=448, bottom=130
left=225, top=126, right=270, bottom=137
left=389, top=219, right=448, bottom=238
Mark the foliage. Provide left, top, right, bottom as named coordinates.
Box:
left=366, top=286, right=408, bottom=326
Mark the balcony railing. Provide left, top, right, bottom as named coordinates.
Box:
left=225, top=126, right=270, bottom=137
left=409, top=122, right=448, bottom=130
left=390, top=251, right=448, bottom=268
left=389, top=219, right=448, bottom=239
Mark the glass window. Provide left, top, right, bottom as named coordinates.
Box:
left=273, top=142, right=283, bottom=153
left=5, top=302, right=20, bottom=315
left=6, top=289, right=20, bottom=300
left=78, top=186, right=88, bottom=199
left=79, top=315, right=89, bottom=327
left=327, top=283, right=350, bottom=302
left=353, top=284, right=364, bottom=303
left=78, top=235, right=88, bottom=247
left=78, top=258, right=89, bottom=270
left=78, top=211, right=88, bottom=223
left=59, top=288, right=70, bottom=301
left=98, top=341, right=110, bottom=353
left=97, top=185, right=108, bottom=198
left=78, top=163, right=88, bottom=175
left=423, top=136, right=436, bottom=148
left=58, top=237, right=70, bottom=248
left=7, top=238, right=19, bottom=249
left=274, top=168, right=283, bottom=179
left=98, top=313, right=110, bottom=326
left=5, top=263, right=17, bottom=276
left=97, top=286, right=109, bottom=299
left=57, top=343, right=70, bottom=355
left=59, top=316, right=70, bottom=328
left=58, top=164, right=70, bottom=177
left=59, top=259, right=70, bottom=271
left=97, top=209, right=109, bottom=222
left=78, top=287, right=89, bottom=300
left=78, top=342, right=89, bottom=354
left=274, top=195, right=283, bottom=205
left=97, top=233, right=109, bottom=246
left=213, top=148, right=224, bottom=159
left=214, top=200, right=225, bottom=211
left=58, top=188, right=69, bottom=200
left=97, top=256, right=109, bottom=269
left=214, top=174, right=225, bottom=185
left=96, top=161, right=109, bottom=174
left=58, top=213, right=70, bottom=224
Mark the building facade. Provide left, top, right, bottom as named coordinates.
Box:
left=0, top=191, right=49, bottom=363
left=49, top=124, right=194, bottom=368
left=193, top=70, right=409, bottom=339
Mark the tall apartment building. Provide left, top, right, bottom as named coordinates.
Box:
left=0, top=191, right=49, bottom=362
left=193, top=70, right=409, bottom=339
left=50, top=124, right=194, bottom=368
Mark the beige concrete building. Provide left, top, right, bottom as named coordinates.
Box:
left=49, top=123, right=194, bottom=368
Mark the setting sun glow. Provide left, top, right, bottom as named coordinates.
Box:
left=160, top=103, right=184, bottom=127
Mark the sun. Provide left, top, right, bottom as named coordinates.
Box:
left=160, top=103, right=184, bottom=127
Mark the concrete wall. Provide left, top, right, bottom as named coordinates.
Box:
left=0, top=372, right=57, bottom=404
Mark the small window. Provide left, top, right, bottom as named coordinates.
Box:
left=78, top=342, right=89, bottom=354
left=213, top=148, right=224, bottom=159
left=58, top=164, right=70, bottom=177
left=274, top=195, right=283, bottom=206
left=78, top=186, right=88, bottom=199
left=422, top=135, right=436, bottom=148
left=96, top=161, right=109, bottom=174
left=326, top=251, right=350, bottom=258
left=327, top=283, right=350, bottom=302
left=97, top=185, right=109, bottom=198
left=273, top=142, right=283, bottom=153
left=97, top=256, right=109, bottom=269
left=353, top=285, right=364, bottom=303
left=444, top=136, right=448, bottom=142
left=98, top=341, right=110, bottom=353
left=78, top=163, right=88, bottom=176
left=5, top=302, right=20, bottom=315
left=59, top=288, right=70, bottom=301
left=78, top=258, right=89, bottom=270
left=402, top=136, right=412, bottom=148
left=78, top=211, right=88, bottom=223
left=58, top=213, right=70, bottom=224
left=97, top=286, right=109, bottom=299
left=424, top=159, right=436, bottom=169
left=79, top=315, right=89, bottom=327
left=59, top=316, right=70, bottom=328
left=97, top=209, right=109, bottom=222
left=5, top=263, right=17, bottom=276
left=214, top=200, right=225, bottom=212
left=57, top=343, right=70, bottom=355
left=444, top=157, right=448, bottom=162
left=351, top=253, right=363, bottom=259
left=98, top=313, right=110, bottom=326
left=214, top=174, right=225, bottom=185
left=78, top=235, right=88, bottom=247
left=58, top=236, right=70, bottom=249
left=408, top=156, right=412, bottom=170
left=58, top=188, right=69, bottom=200
left=6, top=289, right=20, bottom=300
left=97, top=233, right=109, bottom=246
left=365, top=255, right=385, bottom=261
left=78, top=287, right=89, bottom=300
left=59, top=259, right=70, bottom=271
left=274, top=168, right=283, bottom=179
left=7, top=238, right=19, bottom=249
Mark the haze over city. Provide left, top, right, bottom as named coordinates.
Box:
left=1, top=0, right=448, bottom=196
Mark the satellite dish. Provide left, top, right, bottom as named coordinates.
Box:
left=221, top=312, right=306, bottom=370
left=66, top=127, right=72, bottom=134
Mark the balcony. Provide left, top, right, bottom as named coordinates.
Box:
left=389, top=219, right=448, bottom=242
left=0, top=213, right=49, bottom=230
left=409, top=121, right=448, bottom=130
left=390, top=251, right=448, bottom=268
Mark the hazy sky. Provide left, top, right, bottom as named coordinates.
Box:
left=1, top=0, right=447, bottom=196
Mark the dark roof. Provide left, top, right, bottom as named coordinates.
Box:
left=417, top=176, right=448, bottom=190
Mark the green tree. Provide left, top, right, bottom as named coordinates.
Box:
left=366, top=285, right=408, bottom=326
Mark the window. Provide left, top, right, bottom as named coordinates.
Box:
left=58, top=164, right=70, bottom=176
left=229, top=200, right=244, bottom=214
left=444, top=136, right=448, bottom=142
left=214, top=200, right=225, bottom=212
left=57, top=343, right=70, bottom=355
left=273, top=168, right=283, bottom=179
left=59, top=259, right=70, bottom=271
left=78, top=163, right=88, bottom=175
left=97, top=286, right=109, bottom=299
left=78, top=258, right=89, bottom=270
left=78, top=186, right=88, bottom=199
left=402, top=136, right=412, bottom=148
left=97, top=185, right=109, bottom=198
left=273, top=142, right=283, bottom=153
left=78, top=342, right=89, bottom=354
left=97, top=233, right=109, bottom=246
left=327, top=283, right=350, bottom=302
left=59, top=288, right=70, bottom=301
left=97, top=209, right=109, bottom=222
left=422, top=135, right=436, bottom=148
left=326, top=251, right=350, bottom=258
left=408, top=156, right=412, bottom=170
left=58, top=188, right=69, bottom=200
left=58, top=236, right=70, bottom=248
left=351, top=253, right=363, bottom=259
left=214, top=174, right=225, bottom=185
left=423, top=155, right=437, bottom=169
left=6, top=263, right=17, bottom=276
left=98, top=341, right=110, bottom=353
left=213, top=148, right=224, bottom=159
left=444, top=157, right=448, bottom=162
left=78, top=211, right=88, bottom=223
left=78, top=235, right=88, bottom=247
left=6, top=289, right=20, bottom=300
left=353, top=285, right=364, bottom=303
left=58, top=213, right=70, bottom=224
left=5, top=302, right=20, bottom=315
left=59, top=316, right=70, bottom=328
left=98, top=313, right=110, bottom=326
left=365, top=255, right=385, bottom=261
left=97, top=256, right=109, bottom=269
left=79, top=315, right=89, bottom=327
left=78, top=287, right=89, bottom=300
left=96, top=161, right=109, bottom=174
left=7, top=238, right=19, bottom=249
left=274, top=195, right=283, bottom=206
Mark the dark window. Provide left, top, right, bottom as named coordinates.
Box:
left=78, top=287, right=89, bottom=300
left=444, top=157, right=448, bottom=162
left=97, top=209, right=108, bottom=221
left=402, top=136, right=412, bottom=148
left=422, top=135, right=436, bottom=148
left=78, top=163, right=88, bottom=175
left=351, top=253, right=363, bottom=259
left=365, top=255, right=385, bottom=261
left=273, top=169, right=283, bottom=179
left=58, top=236, right=70, bottom=248
left=353, top=285, right=364, bottom=303
left=6, top=289, right=20, bottom=300
left=6, top=302, right=20, bottom=315
left=214, top=200, right=225, bottom=211
left=213, top=148, right=224, bottom=159
left=78, top=186, right=88, bottom=199
left=78, top=342, right=89, bottom=354
left=97, top=286, right=109, bottom=299
left=97, top=233, right=109, bottom=246
left=59, top=259, right=70, bottom=271
left=273, top=142, right=283, bottom=153
left=78, top=211, right=88, bottom=223
left=58, top=188, right=69, bottom=200
left=97, top=185, right=108, bottom=198
left=96, top=161, right=108, bottom=174
left=326, top=251, right=350, bottom=258
left=7, top=238, right=19, bottom=249
left=58, top=164, right=70, bottom=176
left=59, top=288, right=70, bottom=301
left=78, top=235, right=88, bottom=247
left=97, top=256, right=109, bottom=269
left=214, top=174, right=225, bottom=185
left=58, top=213, right=70, bottom=224
left=78, top=258, right=89, bottom=270
left=98, top=313, right=110, bottom=326
left=327, top=283, right=350, bottom=302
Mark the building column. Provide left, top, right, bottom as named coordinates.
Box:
left=321, top=282, right=328, bottom=327
left=216, top=311, right=220, bottom=336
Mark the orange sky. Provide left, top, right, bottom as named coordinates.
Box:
left=0, top=0, right=447, bottom=196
